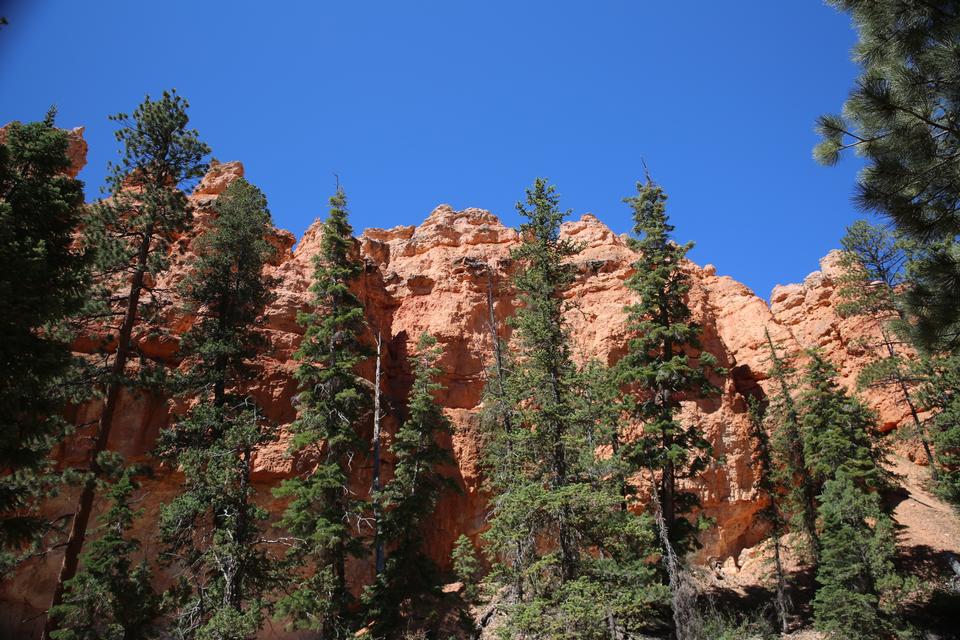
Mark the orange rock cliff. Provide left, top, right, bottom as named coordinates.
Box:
left=0, top=143, right=924, bottom=635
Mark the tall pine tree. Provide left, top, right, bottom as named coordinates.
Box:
left=836, top=220, right=936, bottom=471
left=155, top=177, right=278, bottom=639
left=273, top=186, right=370, bottom=638
left=815, top=1, right=960, bottom=349
left=45, top=91, right=209, bottom=638
left=746, top=396, right=791, bottom=634
left=791, top=352, right=907, bottom=638
left=0, top=112, right=88, bottom=569
left=362, top=333, right=454, bottom=638
left=812, top=471, right=905, bottom=640
left=616, top=175, right=720, bottom=554
left=797, top=352, right=886, bottom=494
left=764, top=331, right=821, bottom=565
left=483, top=179, right=663, bottom=639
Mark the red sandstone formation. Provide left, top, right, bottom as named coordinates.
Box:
left=0, top=134, right=940, bottom=636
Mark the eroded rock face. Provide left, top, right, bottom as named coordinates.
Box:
left=769, top=251, right=928, bottom=442
left=0, top=148, right=918, bottom=637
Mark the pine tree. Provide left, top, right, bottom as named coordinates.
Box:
left=616, top=175, right=721, bottom=555
left=0, top=111, right=88, bottom=569
left=797, top=351, right=886, bottom=493
left=483, top=179, right=663, bottom=639
left=746, top=397, right=791, bottom=634
left=273, top=186, right=370, bottom=638
left=812, top=472, right=904, bottom=640
left=45, top=91, right=209, bottom=638
left=155, top=177, right=278, bottom=639
left=815, top=1, right=960, bottom=349
left=451, top=535, right=481, bottom=603
left=764, top=331, right=821, bottom=565
left=916, top=354, right=960, bottom=505
left=47, top=467, right=162, bottom=640
left=836, top=220, right=936, bottom=472
left=792, top=352, right=909, bottom=637
left=362, top=333, right=455, bottom=638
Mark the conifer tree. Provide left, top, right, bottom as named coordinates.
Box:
left=797, top=352, right=885, bottom=493
left=47, top=468, right=162, bottom=640
left=812, top=472, right=904, bottom=640
left=451, top=535, right=481, bottom=603
left=794, top=353, right=907, bottom=638
left=483, top=179, right=663, bottom=639
left=362, top=333, right=454, bottom=638
left=746, top=397, right=791, bottom=634
left=273, top=186, right=370, bottom=638
left=815, top=1, right=960, bottom=349
left=45, top=91, right=209, bottom=638
left=764, top=331, right=820, bottom=565
left=0, top=112, right=88, bottom=567
left=155, top=177, right=278, bottom=639
left=616, top=175, right=720, bottom=554
left=836, top=220, right=936, bottom=471
left=916, top=354, right=960, bottom=505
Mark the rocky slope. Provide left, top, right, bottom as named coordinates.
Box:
left=0, top=146, right=943, bottom=637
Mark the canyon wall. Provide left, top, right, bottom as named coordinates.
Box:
left=0, top=146, right=920, bottom=637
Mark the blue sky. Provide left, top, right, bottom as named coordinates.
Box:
left=0, top=1, right=864, bottom=298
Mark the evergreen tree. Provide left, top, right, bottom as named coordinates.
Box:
left=45, top=91, right=209, bottom=638
left=812, top=472, right=904, bottom=640
left=764, top=331, right=820, bottom=565
left=273, top=186, right=370, bottom=638
left=836, top=220, right=936, bottom=471
left=797, top=352, right=886, bottom=493
left=746, top=397, right=791, bottom=634
left=815, top=1, right=960, bottom=349
left=916, top=354, right=960, bottom=505
left=155, top=177, right=278, bottom=639
left=362, top=333, right=455, bottom=638
left=0, top=112, right=88, bottom=568
left=451, top=535, right=481, bottom=603
left=793, top=352, right=908, bottom=637
left=616, top=175, right=721, bottom=554
left=47, top=468, right=162, bottom=640
left=483, top=179, right=663, bottom=639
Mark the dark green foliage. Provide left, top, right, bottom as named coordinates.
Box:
left=746, top=397, right=791, bottom=633
left=764, top=331, right=821, bottom=564
left=156, top=178, right=278, bottom=639
left=45, top=91, right=209, bottom=638
left=361, top=333, right=455, bottom=638
left=813, top=472, right=905, bottom=640
left=273, top=186, right=370, bottom=638
left=792, top=353, right=908, bottom=638
left=0, top=111, right=88, bottom=566
left=797, top=352, right=885, bottom=492
left=451, top=535, right=481, bottom=602
left=916, top=354, right=960, bottom=505
left=616, top=176, right=721, bottom=554
left=482, top=179, right=665, bottom=639
left=174, top=177, right=276, bottom=401
left=48, top=469, right=162, bottom=640
left=815, top=1, right=960, bottom=349
left=83, top=90, right=210, bottom=353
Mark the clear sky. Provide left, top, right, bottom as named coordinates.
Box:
left=0, top=1, right=864, bottom=299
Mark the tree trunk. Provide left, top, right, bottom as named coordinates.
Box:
left=371, top=331, right=384, bottom=575
left=43, top=222, right=155, bottom=640
left=772, top=529, right=790, bottom=634
left=880, top=325, right=936, bottom=477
